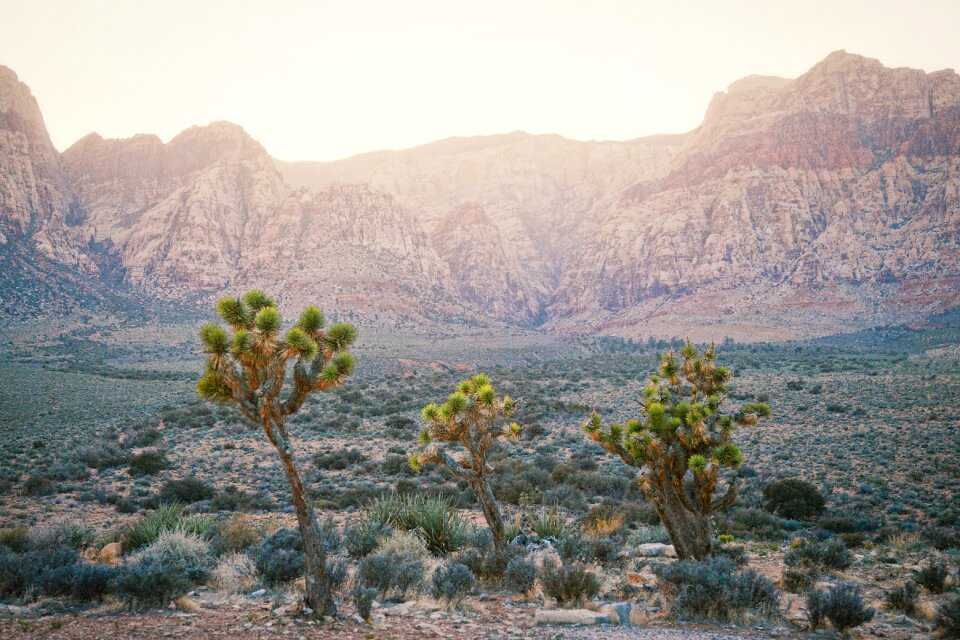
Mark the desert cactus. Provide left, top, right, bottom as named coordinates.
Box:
left=584, top=342, right=769, bottom=560
left=412, top=374, right=520, bottom=546
left=197, top=290, right=356, bottom=615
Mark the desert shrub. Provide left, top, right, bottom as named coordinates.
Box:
left=885, top=580, right=918, bottom=615
left=530, top=506, right=571, bottom=539
left=382, top=454, right=415, bottom=476
left=317, top=518, right=342, bottom=554
left=0, top=526, right=29, bottom=552
left=713, top=542, right=748, bottom=566
left=159, top=477, right=214, bottom=504
left=0, top=547, right=79, bottom=598
left=915, top=561, right=948, bottom=593
left=77, top=444, right=129, bottom=469
left=452, top=536, right=523, bottom=584
left=539, top=560, right=600, bottom=607
left=923, top=526, right=960, bottom=551
left=762, top=479, right=825, bottom=520
left=627, top=525, right=671, bottom=546
left=127, top=450, right=169, bottom=477
left=352, top=584, right=378, bottom=620
left=503, top=556, right=537, bottom=594
left=209, top=485, right=274, bottom=512
left=362, top=493, right=469, bottom=555
left=375, top=530, right=430, bottom=560
left=211, top=552, right=258, bottom=593
left=718, top=508, right=787, bottom=541
left=431, top=562, right=475, bottom=606
left=30, top=522, right=95, bottom=550
left=313, top=448, right=364, bottom=470
left=345, top=520, right=393, bottom=559
left=936, top=595, right=960, bottom=638
left=111, top=559, right=191, bottom=607
left=555, top=534, right=586, bottom=562
left=785, top=538, right=852, bottom=571
left=357, top=551, right=424, bottom=600
left=133, top=530, right=213, bottom=582
left=123, top=503, right=212, bottom=551
left=215, top=514, right=262, bottom=553
left=583, top=538, right=619, bottom=565
left=38, top=563, right=117, bottom=601
left=22, top=474, right=56, bottom=496
left=655, top=557, right=779, bottom=622
left=248, top=528, right=304, bottom=585
left=781, top=566, right=817, bottom=593
left=807, top=583, right=874, bottom=632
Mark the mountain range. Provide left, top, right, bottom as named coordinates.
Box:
left=1, top=51, right=958, bottom=340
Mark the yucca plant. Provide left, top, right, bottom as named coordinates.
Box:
left=196, top=290, right=357, bottom=616
left=585, top=342, right=769, bottom=560
left=361, top=493, right=470, bottom=555
left=412, top=375, right=520, bottom=547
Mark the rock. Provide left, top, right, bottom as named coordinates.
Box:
left=351, top=614, right=365, bottom=625
left=637, top=543, right=668, bottom=557
left=174, top=597, right=201, bottom=613
left=249, top=589, right=267, bottom=598
left=534, top=609, right=612, bottom=626
left=664, top=545, right=677, bottom=558
left=99, top=542, right=122, bottom=564
left=599, top=603, right=637, bottom=626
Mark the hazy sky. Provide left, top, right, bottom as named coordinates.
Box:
left=2, top=0, right=958, bottom=161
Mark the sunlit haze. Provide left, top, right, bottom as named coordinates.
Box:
left=2, top=0, right=959, bottom=161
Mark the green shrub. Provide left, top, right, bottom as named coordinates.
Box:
left=362, top=493, right=469, bottom=555
left=540, top=560, right=600, bottom=607
left=313, top=448, right=364, bottom=470
left=111, top=560, right=191, bottom=607
left=22, top=474, right=56, bottom=496
left=718, top=508, right=787, bottom=541
left=345, top=520, right=393, bottom=558
left=38, top=564, right=117, bottom=601
left=0, top=547, right=79, bottom=598
left=781, top=566, right=817, bottom=593
left=127, top=450, right=169, bottom=477
left=352, top=584, right=378, bottom=620
left=784, top=538, right=852, bottom=571
left=133, top=530, right=213, bottom=582
left=914, top=561, right=948, bottom=593
left=530, top=506, right=571, bottom=539
left=158, top=477, right=214, bottom=504
left=885, top=580, right=918, bottom=615
left=762, top=479, right=825, bottom=519
left=807, top=583, right=874, bottom=632
left=654, top=557, right=779, bottom=622
left=936, top=595, right=960, bottom=638
left=248, top=528, right=304, bottom=585
left=431, top=562, right=475, bottom=606
left=77, top=444, right=129, bottom=469
left=31, top=522, right=94, bottom=550
left=503, top=556, right=537, bottom=594
left=123, top=503, right=211, bottom=551
left=358, top=551, right=424, bottom=600
left=0, top=526, right=29, bottom=552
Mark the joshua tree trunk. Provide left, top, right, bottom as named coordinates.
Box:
left=472, top=474, right=506, bottom=547
left=649, top=474, right=712, bottom=560
left=266, top=418, right=337, bottom=616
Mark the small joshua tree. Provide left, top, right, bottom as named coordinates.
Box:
left=196, top=290, right=356, bottom=615
left=412, top=374, right=520, bottom=547
left=584, top=342, right=769, bottom=560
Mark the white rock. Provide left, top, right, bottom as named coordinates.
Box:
left=534, top=609, right=612, bottom=625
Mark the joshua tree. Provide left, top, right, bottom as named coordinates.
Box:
left=584, top=342, right=769, bottom=559
left=196, top=290, right=356, bottom=615
left=412, top=374, right=520, bottom=547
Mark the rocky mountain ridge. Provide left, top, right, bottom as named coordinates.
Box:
left=1, top=51, right=957, bottom=339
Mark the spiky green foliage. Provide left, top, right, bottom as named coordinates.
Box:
left=413, top=375, right=520, bottom=546
left=196, top=291, right=357, bottom=617
left=584, top=342, right=769, bottom=560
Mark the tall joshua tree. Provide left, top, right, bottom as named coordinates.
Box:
left=584, top=342, right=769, bottom=560
left=412, top=374, right=520, bottom=547
left=196, top=290, right=357, bottom=616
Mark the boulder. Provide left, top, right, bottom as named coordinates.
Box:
left=534, top=609, right=611, bottom=625
left=99, top=542, right=122, bottom=564
left=637, top=543, right=668, bottom=557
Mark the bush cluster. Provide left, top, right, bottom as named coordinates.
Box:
left=654, top=557, right=779, bottom=622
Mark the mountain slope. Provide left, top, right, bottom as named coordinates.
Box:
left=547, top=51, right=960, bottom=339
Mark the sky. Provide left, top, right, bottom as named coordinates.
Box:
left=2, top=0, right=959, bottom=161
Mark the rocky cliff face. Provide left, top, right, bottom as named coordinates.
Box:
left=548, top=51, right=960, bottom=338
left=2, top=52, right=957, bottom=337
left=0, top=66, right=93, bottom=271
left=278, top=131, right=683, bottom=323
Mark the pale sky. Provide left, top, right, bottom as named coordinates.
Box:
left=2, top=0, right=958, bottom=161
